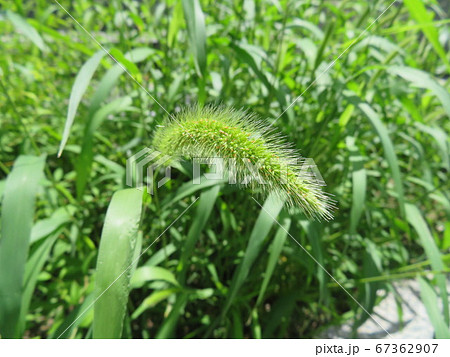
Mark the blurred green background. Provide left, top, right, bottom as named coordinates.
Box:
left=0, top=0, right=449, bottom=338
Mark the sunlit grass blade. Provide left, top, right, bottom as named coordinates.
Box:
left=75, top=96, right=132, bottom=197
left=87, top=48, right=154, bottom=115
left=30, top=206, right=75, bottom=244
left=182, top=0, right=207, bottom=104
left=27, top=19, right=93, bottom=56
left=358, top=102, right=405, bottom=216
left=0, top=155, right=46, bottom=338
left=131, top=266, right=180, bottom=289
left=93, top=189, right=143, bottom=339
left=168, top=0, right=184, bottom=48
left=182, top=0, right=206, bottom=78
left=418, top=277, right=450, bottom=339
left=132, top=288, right=181, bottom=320
left=403, top=0, right=450, bottom=72
left=415, top=123, right=449, bottom=171
left=5, top=10, right=47, bottom=51
left=57, top=50, right=105, bottom=157
left=405, top=203, right=449, bottom=325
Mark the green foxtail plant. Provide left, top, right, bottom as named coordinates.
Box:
left=153, top=105, right=334, bottom=220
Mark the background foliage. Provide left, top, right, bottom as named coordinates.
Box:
left=0, top=0, right=449, bottom=338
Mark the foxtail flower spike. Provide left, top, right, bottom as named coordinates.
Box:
left=153, top=105, right=335, bottom=220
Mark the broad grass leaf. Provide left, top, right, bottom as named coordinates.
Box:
left=93, top=189, right=143, bottom=338
left=58, top=51, right=106, bottom=157
left=131, top=266, right=180, bottom=289
left=0, top=155, right=46, bottom=338
left=6, top=10, right=47, bottom=51
left=182, top=0, right=207, bottom=77
left=418, top=277, right=450, bottom=339
left=30, top=206, right=76, bottom=244
left=406, top=204, right=449, bottom=325
left=168, top=0, right=184, bottom=48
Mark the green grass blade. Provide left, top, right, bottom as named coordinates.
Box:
left=58, top=50, right=106, bottom=157
left=154, top=185, right=220, bottom=338
left=182, top=0, right=207, bottom=78
left=347, top=137, right=367, bottom=234
left=131, top=266, right=180, bottom=289
left=75, top=96, right=132, bottom=197
left=0, top=155, right=46, bottom=338
left=404, top=0, right=450, bottom=71
left=406, top=203, right=449, bottom=325
left=168, top=0, right=184, bottom=48
left=87, top=48, right=154, bottom=115
left=17, top=231, right=60, bottom=335
left=154, top=292, right=188, bottom=338
left=6, top=10, right=47, bottom=51
left=262, top=291, right=297, bottom=338
left=109, top=48, right=141, bottom=77
left=50, top=292, right=96, bottom=339
left=415, top=123, right=449, bottom=171
left=143, top=243, right=177, bottom=266
left=0, top=180, right=5, bottom=199
left=132, top=288, right=180, bottom=320
left=299, top=219, right=329, bottom=304
left=30, top=206, right=75, bottom=244
left=358, top=102, right=405, bottom=216
left=93, top=188, right=143, bottom=339
left=256, top=216, right=291, bottom=306
left=222, top=193, right=285, bottom=316
left=388, top=66, right=450, bottom=117
left=129, top=232, right=143, bottom=280
left=27, top=19, right=93, bottom=56
left=230, top=42, right=272, bottom=92
left=418, top=277, right=450, bottom=339
left=162, top=177, right=225, bottom=208
left=177, top=184, right=221, bottom=283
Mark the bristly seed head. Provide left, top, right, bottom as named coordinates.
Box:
left=152, top=105, right=335, bottom=220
